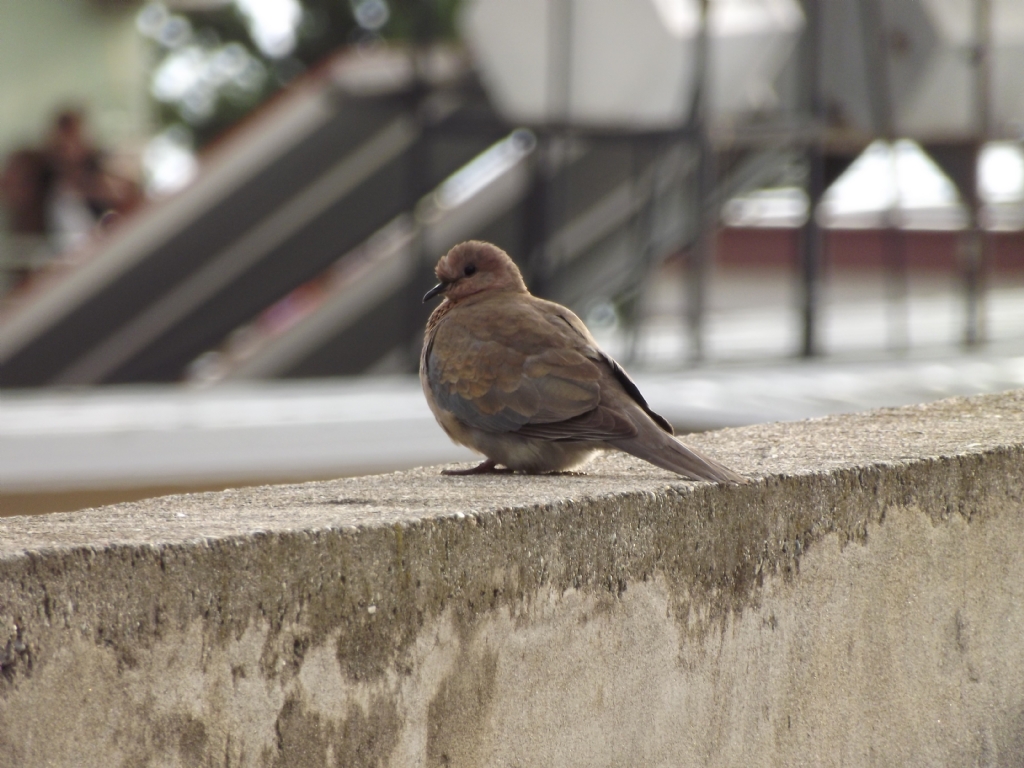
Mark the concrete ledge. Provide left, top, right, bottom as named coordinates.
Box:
left=1, top=391, right=1023, bottom=766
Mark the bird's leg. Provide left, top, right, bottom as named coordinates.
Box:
left=441, top=459, right=510, bottom=476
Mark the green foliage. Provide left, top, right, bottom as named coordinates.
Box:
left=146, top=0, right=464, bottom=147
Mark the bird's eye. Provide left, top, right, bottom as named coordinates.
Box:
left=463, top=264, right=477, bottom=277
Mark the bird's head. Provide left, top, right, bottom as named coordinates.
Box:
left=423, top=241, right=528, bottom=304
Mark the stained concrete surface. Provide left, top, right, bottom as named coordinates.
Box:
left=0, top=390, right=1022, bottom=766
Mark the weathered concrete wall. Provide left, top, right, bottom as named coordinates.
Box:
left=1, top=391, right=1023, bottom=767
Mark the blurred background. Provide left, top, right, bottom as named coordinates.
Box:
left=1, top=0, right=1023, bottom=515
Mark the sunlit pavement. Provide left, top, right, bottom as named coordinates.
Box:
left=0, top=378, right=475, bottom=496
left=2, top=353, right=1023, bottom=499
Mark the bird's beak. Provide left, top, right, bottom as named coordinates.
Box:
left=422, top=282, right=446, bottom=303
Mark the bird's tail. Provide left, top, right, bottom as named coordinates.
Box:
left=611, top=420, right=748, bottom=484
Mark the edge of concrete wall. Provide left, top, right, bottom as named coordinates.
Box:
left=1, top=390, right=1023, bottom=766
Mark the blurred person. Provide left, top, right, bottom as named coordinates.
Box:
left=0, top=148, right=53, bottom=288
left=42, top=107, right=141, bottom=251
left=0, top=148, right=51, bottom=236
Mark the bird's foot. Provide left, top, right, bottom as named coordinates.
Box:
left=441, top=459, right=511, bottom=476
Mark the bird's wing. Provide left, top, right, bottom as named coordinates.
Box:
left=538, top=300, right=675, bottom=435
left=598, top=352, right=674, bottom=435
left=425, top=296, right=638, bottom=440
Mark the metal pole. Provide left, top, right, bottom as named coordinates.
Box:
left=964, top=0, right=991, bottom=348
left=404, top=0, right=441, bottom=370
left=798, top=0, right=825, bottom=357
left=860, top=0, right=908, bottom=352
left=625, top=136, right=659, bottom=364
left=687, top=0, right=713, bottom=363
left=526, top=0, right=575, bottom=297
left=882, top=209, right=909, bottom=351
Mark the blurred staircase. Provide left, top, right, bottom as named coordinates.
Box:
left=0, top=46, right=795, bottom=386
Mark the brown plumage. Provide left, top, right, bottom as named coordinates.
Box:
left=420, top=241, right=747, bottom=483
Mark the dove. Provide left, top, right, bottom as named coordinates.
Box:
left=420, top=241, right=747, bottom=483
